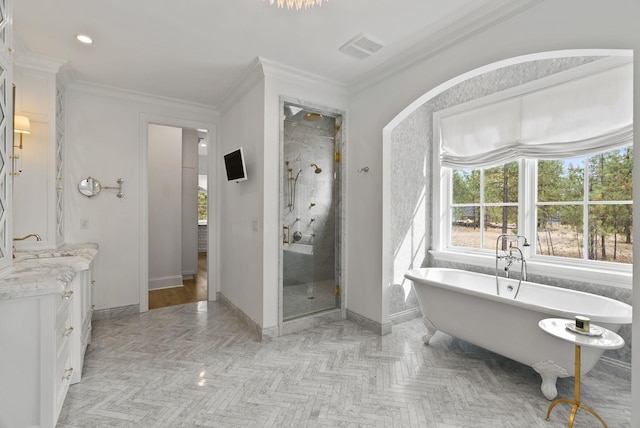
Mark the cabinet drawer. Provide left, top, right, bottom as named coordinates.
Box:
left=55, top=346, right=73, bottom=419
left=55, top=309, right=74, bottom=359
left=55, top=284, right=74, bottom=317
left=56, top=336, right=72, bottom=378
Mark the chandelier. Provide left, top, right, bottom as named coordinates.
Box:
left=266, top=0, right=324, bottom=10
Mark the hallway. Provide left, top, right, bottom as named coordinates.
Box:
left=148, top=253, right=207, bottom=309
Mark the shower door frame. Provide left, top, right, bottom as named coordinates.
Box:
left=278, top=97, right=347, bottom=333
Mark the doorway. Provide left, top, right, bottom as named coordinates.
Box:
left=148, top=253, right=208, bottom=309
left=147, top=124, right=209, bottom=309
left=281, top=101, right=344, bottom=321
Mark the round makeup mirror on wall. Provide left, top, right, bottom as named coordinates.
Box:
left=78, top=177, right=102, bottom=197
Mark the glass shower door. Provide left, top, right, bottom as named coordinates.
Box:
left=282, top=103, right=340, bottom=321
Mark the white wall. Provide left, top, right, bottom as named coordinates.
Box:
left=64, top=84, right=216, bottom=310
left=182, top=128, right=199, bottom=276
left=219, top=77, right=266, bottom=328
left=148, top=124, right=183, bottom=289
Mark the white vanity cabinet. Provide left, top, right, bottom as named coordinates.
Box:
left=0, top=279, right=76, bottom=428
left=70, top=260, right=95, bottom=384
left=0, top=247, right=97, bottom=428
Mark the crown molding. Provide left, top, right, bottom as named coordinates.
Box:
left=56, top=63, right=76, bottom=89
left=68, top=79, right=219, bottom=117
left=13, top=34, right=67, bottom=73
left=259, top=57, right=348, bottom=96
left=216, top=57, right=266, bottom=115
left=12, top=37, right=215, bottom=114
left=348, top=0, right=545, bottom=97
left=217, top=56, right=348, bottom=114
left=14, top=50, right=67, bottom=73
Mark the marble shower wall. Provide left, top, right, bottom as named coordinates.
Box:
left=283, top=110, right=337, bottom=286
left=389, top=55, right=632, bottom=364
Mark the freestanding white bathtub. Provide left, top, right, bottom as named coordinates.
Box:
left=404, top=267, right=632, bottom=400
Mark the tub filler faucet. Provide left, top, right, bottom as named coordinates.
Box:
left=495, top=234, right=529, bottom=298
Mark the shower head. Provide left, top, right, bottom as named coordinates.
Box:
left=303, top=112, right=323, bottom=122
left=311, top=163, right=322, bottom=174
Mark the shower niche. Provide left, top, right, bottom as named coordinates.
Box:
left=281, top=101, right=344, bottom=322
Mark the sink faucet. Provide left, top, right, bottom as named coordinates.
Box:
left=14, top=233, right=42, bottom=242
left=12, top=233, right=42, bottom=258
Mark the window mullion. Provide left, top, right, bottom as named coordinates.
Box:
left=523, top=158, right=535, bottom=258
left=479, top=168, right=485, bottom=246
left=583, top=159, right=590, bottom=261
left=441, top=168, right=451, bottom=250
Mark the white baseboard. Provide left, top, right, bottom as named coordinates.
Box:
left=148, top=275, right=183, bottom=290
left=93, top=304, right=140, bottom=320
left=218, top=293, right=277, bottom=340
left=600, top=355, right=631, bottom=372
left=347, top=310, right=392, bottom=335
left=390, top=308, right=422, bottom=325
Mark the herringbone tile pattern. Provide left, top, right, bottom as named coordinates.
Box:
left=58, top=302, right=630, bottom=427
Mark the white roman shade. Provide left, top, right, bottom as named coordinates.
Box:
left=439, top=63, right=633, bottom=168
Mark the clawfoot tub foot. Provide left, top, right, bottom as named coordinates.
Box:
left=422, top=317, right=437, bottom=344
left=532, top=360, right=569, bottom=400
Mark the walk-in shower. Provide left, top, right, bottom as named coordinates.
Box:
left=281, top=101, right=343, bottom=322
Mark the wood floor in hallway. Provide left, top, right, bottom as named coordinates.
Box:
left=148, top=253, right=208, bottom=309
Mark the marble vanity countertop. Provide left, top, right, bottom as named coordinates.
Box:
left=13, top=242, right=98, bottom=264
left=0, top=243, right=99, bottom=300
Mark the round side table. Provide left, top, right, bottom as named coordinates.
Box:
left=538, top=318, right=624, bottom=428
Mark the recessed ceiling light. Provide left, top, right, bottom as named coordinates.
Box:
left=76, top=34, right=93, bottom=44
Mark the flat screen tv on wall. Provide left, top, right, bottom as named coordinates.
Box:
left=223, top=147, right=248, bottom=182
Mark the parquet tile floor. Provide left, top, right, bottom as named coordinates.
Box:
left=58, top=302, right=630, bottom=427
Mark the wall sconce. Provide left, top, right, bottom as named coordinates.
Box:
left=14, top=115, right=31, bottom=149
left=10, top=115, right=31, bottom=176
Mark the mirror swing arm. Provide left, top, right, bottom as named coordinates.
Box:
left=103, top=178, right=124, bottom=198
left=78, top=177, right=124, bottom=198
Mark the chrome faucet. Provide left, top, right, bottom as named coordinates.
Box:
left=495, top=234, right=529, bottom=297
left=503, top=246, right=527, bottom=281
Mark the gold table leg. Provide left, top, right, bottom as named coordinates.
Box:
left=545, top=345, right=608, bottom=427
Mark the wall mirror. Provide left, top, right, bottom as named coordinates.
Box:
left=78, top=177, right=101, bottom=197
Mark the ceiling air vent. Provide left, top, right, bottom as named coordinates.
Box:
left=339, top=33, right=384, bottom=59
